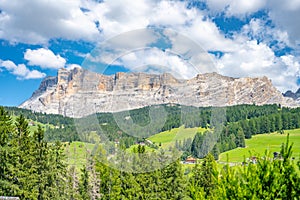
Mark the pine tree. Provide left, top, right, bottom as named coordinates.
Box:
left=0, top=106, right=19, bottom=195
left=161, top=150, right=186, bottom=199
left=44, top=141, right=68, bottom=199
left=211, top=144, right=220, bottom=160
left=191, top=132, right=204, bottom=158
left=79, top=166, right=91, bottom=200
left=13, top=114, right=37, bottom=199
left=199, top=153, right=218, bottom=198
left=187, top=161, right=205, bottom=199
left=32, top=125, right=49, bottom=200
left=236, top=127, right=245, bottom=147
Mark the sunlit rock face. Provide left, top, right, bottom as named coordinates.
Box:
left=19, top=67, right=298, bottom=118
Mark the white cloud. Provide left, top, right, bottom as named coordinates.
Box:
left=150, top=1, right=197, bottom=26
left=0, top=0, right=99, bottom=44
left=266, top=0, right=300, bottom=46
left=175, top=16, right=239, bottom=52
left=241, top=18, right=290, bottom=51
left=206, top=0, right=300, bottom=46
left=0, top=60, right=46, bottom=79
left=117, top=47, right=198, bottom=79
left=81, top=0, right=300, bottom=92
left=206, top=0, right=267, bottom=16
left=0, top=0, right=299, bottom=92
left=24, top=48, right=66, bottom=69
left=85, top=0, right=152, bottom=39
left=215, top=40, right=300, bottom=91
left=66, top=64, right=81, bottom=71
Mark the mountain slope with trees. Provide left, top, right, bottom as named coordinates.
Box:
left=1, top=106, right=300, bottom=199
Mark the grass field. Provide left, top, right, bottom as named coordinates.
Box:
left=219, top=129, right=300, bottom=163
left=148, top=126, right=208, bottom=148
left=64, top=141, right=95, bottom=171
left=11, top=115, right=54, bottom=133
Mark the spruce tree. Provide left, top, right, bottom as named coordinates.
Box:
left=236, top=127, right=245, bottom=147
left=0, top=107, right=19, bottom=195
left=199, top=153, right=218, bottom=198
left=13, top=114, right=37, bottom=199
left=79, top=166, right=91, bottom=200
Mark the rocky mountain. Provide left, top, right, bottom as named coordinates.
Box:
left=283, top=89, right=300, bottom=100
left=19, top=67, right=298, bottom=118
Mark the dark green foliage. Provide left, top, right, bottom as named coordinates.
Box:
left=211, top=144, right=220, bottom=160
left=4, top=103, right=287, bottom=145
left=235, top=127, right=245, bottom=147
left=78, top=167, right=91, bottom=200
left=0, top=107, right=68, bottom=199
left=1, top=106, right=300, bottom=199
left=199, top=154, right=218, bottom=196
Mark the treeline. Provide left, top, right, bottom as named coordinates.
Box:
left=6, top=104, right=300, bottom=158
left=178, top=105, right=300, bottom=160
left=5, top=106, right=73, bottom=126
left=4, top=104, right=285, bottom=144
left=1, top=106, right=300, bottom=199
left=215, top=107, right=300, bottom=158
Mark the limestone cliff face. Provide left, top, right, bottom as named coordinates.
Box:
left=19, top=67, right=298, bottom=117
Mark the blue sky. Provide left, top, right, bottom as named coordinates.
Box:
left=1, top=0, right=300, bottom=106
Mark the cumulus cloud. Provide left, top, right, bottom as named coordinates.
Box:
left=206, top=0, right=300, bottom=46
left=0, top=0, right=99, bottom=44
left=66, top=64, right=81, bottom=71
left=0, top=0, right=299, bottom=92
left=82, top=0, right=299, bottom=91
left=215, top=40, right=300, bottom=91
left=266, top=0, right=300, bottom=46
left=85, top=0, right=152, bottom=38
left=0, top=60, right=46, bottom=79
left=24, top=48, right=66, bottom=69
left=241, top=18, right=290, bottom=48
left=150, top=1, right=197, bottom=26
left=115, top=47, right=199, bottom=79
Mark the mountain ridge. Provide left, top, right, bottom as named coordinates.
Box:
left=19, top=67, right=298, bottom=117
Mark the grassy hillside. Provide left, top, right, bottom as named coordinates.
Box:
left=64, top=141, right=95, bottom=171
left=10, top=115, right=53, bottom=133
left=219, top=129, right=300, bottom=163
left=148, top=126, right=208, bottom=148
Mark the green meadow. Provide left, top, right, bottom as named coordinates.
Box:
left=148, top=126, right=208, bottom=148
left=64, top=141, right=95, bottom=171
left=219, top=129, right=300, bottom=163
left=11, top=115, right=54, bottom=133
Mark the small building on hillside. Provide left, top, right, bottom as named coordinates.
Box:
left=28, top=121, right=35, bottom=126
left=250, top=156, right=257, bottom=164
left=184, top=156, right=197, bottom=164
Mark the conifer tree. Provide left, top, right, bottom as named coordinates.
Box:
left=0, top=106, right=19, bottom=195
left=198, top=153, right=218, bottom=198
left=79, top=166, right=91, bottom=200
left=161, top=154, right=186, bottom=199
left=236, top=127, right=245, bottom=147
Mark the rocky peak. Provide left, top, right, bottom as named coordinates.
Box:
left=31, top=76, right=57, bottom=98
left=19, top=68, right=298, bottom=117
left=283, top=88, right=300, bottom=100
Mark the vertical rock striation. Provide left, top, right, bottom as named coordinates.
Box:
left=19, top=67, right=298, bottom=117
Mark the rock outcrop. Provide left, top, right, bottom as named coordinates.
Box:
left=19, top=67, right=298, bottom=117
left=283, top=88, right=300, bottom=104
